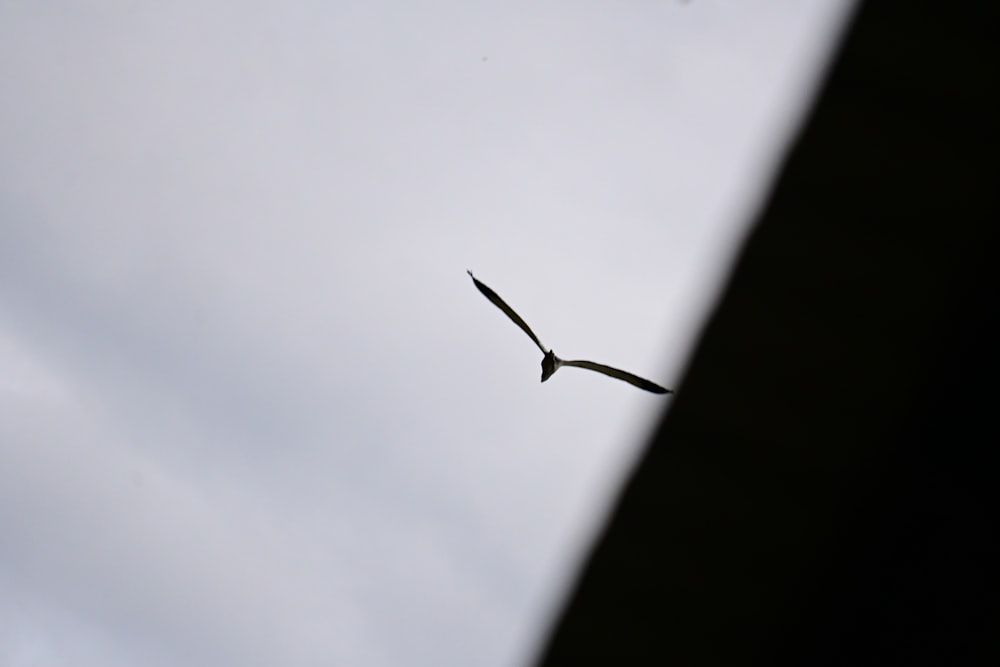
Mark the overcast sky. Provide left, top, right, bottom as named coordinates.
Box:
left=1, top=2, right=853, bottom=665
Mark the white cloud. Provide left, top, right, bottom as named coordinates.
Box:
left=0, top=1, right=853, bottom=665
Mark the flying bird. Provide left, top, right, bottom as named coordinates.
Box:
left=467, top=271, right=672, bottom=394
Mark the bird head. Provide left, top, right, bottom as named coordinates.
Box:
left=541, top=350, right=558, bottom=382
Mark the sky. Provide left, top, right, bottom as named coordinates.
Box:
left=0, top=2, right=853, bottom=666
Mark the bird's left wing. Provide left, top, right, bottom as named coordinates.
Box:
left=467, top=271, right=548, bottom=353
left=561, top=359, right=672, bottom=394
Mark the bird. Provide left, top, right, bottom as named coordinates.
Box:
left=467, top=271, right=672, bottom=394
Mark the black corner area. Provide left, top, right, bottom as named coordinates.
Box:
left=536, top=3, right=998, bottom=666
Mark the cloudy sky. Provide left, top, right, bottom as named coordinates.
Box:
left=1, top=2, right=852, bottom=665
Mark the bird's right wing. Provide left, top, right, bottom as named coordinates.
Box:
left=467, top=271, right=547, bottom=353
left=561, top=359, right=672, bottom=394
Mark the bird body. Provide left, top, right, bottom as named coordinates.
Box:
left=468, top=271, right=672, bottom=394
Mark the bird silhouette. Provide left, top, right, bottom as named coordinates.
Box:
left=467, top=271, right=672, bottom=394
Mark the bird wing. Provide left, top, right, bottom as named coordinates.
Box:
left=467, top=271, right=547, bottom=353
left=561, top=359, right=672, bottom=394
